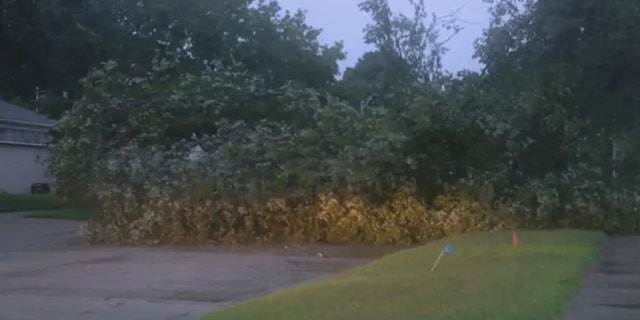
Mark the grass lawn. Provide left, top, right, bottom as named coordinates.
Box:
left=0, top=194, right=61, bottom=212
left=201, top=230, right=604, bottom=320
left=24, top=208, right=94, bottom=221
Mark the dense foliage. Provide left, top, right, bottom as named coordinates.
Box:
left=0, top=0, right=343, bottom=117
left=9, top=0, right=637, bottom=244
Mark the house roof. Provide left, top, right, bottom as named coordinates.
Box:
left=0, top=99, right=55, bottom=126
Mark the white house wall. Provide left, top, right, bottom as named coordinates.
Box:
left=0, top=144, right=51, bottom=194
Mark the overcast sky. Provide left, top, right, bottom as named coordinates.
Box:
left=276, top=0, right=491, bottom=74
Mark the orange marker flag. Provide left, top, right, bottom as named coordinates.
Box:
left=512, top=231, right=519, bottom=247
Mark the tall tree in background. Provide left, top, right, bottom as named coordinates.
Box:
left=335, top=0, right=461, bottom=109
left=0, top=0, right=345, bottom=118
left=476, top=0, right=640, bottom=183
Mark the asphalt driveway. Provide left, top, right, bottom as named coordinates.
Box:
left=0, top=213, right=372, bottom=320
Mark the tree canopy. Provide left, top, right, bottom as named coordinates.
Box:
left=0, top=0, right=344, bottom=118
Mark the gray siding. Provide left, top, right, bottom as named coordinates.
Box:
left=0, top=144, right=51, bottom=194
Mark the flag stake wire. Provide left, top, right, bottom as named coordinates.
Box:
left=430, top=244, right=453, bottom=272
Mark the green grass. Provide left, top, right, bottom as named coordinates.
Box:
left=201, top=230, right=604, bottom=320
left=0, top=194, right=93, bottom=221
left=0, top=194, right=61, bottom=212
left=24, top=208, right=94, bottom=221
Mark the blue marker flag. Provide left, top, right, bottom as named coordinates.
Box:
left=444, top=243, right=453, bottom=255
left=431, top=243, right=453, bottom=272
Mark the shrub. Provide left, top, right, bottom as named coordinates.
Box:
left=81, top=179, right=506, bottom=245
left=72, top=136, right=508, bottom=245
